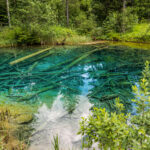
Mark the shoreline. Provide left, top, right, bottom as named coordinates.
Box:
left=0, top=40, right=150, bottom=49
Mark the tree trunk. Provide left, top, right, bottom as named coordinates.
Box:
left=66, top=0, right=69, bottom=26
left=123, top=0, right=126, bottom=10
left=122, top=0, right=126, bottom=33
left=6, top=0, right=11, bottom=27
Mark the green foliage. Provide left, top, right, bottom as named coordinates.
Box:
left=38, top=26, right=77, bottom=45
left=0, top=0, right=150, bottom=46
left=79, top=61, right=150, bottom=149
left=52, top=134, right=59, bottom=150
left=90, top=27, right=103, bottom=39
left=0, top=27, right=15, bottom=46
left=132, top=0, right=150, bottom=20
left=0, top=26, right=40, bottom=46
left=120, top=23, right=150, bottom=42
left=78, top=99, right=131, bottom=149
left=11, top=0, right=57, bottom=26
left=130, top=61, right=150, bottom=150
left=75, top=13, right=96, bottom=34
left=0, top=25, right=91, bottom=46
left=92, top=0, right=123, bottom=24
left=102, top=9, right=138, bottom=33
left=132, top=61, right=150, bottom=134
left=0, top=0, right=7, bottom=25
left=95, top=23, right=150, bottom=42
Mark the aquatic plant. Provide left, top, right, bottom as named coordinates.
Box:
left=52, top=134, right=60, bottom=150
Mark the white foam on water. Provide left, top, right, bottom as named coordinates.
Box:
left=29, top=94, right=93, bottom=150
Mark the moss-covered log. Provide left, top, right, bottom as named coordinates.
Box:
left=9, top=47, right=54, bottom=65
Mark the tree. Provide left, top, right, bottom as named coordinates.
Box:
left=0, top=0, right=7, bottom=26
left=11, top=0, right=57, bottom=26
left=132, top=0, right=150, bottom=20
left=66, top=0, right=69, bottom=26
left=92, top=0, right=123, bottom=25
left=122, top=0, right=126, bottom=32
left=6, top=0, right=11, bottom=27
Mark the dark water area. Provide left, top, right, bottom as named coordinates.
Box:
left=0, top=45, right=150, bottom=149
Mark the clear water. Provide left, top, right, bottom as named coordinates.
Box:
left=0, top=45, right=150, bottom=149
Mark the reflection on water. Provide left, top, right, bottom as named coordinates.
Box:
left=29, top=95, right=92, bottom=150
left=0, top=45, right=150, bottom=149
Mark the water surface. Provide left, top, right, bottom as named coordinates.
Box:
left=0, top=45, right=150, bottom=149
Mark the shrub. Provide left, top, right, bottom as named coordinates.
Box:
left=38, top=25, right=77, bottom=45
left=78, top=98, right=132, bottom=149
left=0, top=27, right=16, bottom=47
left=102, top=8, right=138, bottom=33
left=0, top=26, right=40, bottom=46
left=75, top=13, right=97, bottom=34
left=13, top=27, right=40, bottom=45
left=90, top=27, right=103, bottom=40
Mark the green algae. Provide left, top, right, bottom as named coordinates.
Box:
left=109, top=41, right=150, bottom=50
left=0, top=96, right=37, bottom=150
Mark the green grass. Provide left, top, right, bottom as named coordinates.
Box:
left=121, top=23, right=150, bottom=42
left=52, top=134, right=59, bottom=150
left=97, top=23, right=150, bottom=43
left=66, top=35, right=91, bottom=45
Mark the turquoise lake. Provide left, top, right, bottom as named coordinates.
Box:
left=0, top=45, right=150, bottom=149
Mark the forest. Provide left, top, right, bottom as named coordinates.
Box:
left=0, top=0, right=150, bottom=47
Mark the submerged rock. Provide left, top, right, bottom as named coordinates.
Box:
left=0, top=103, right=36, bottom=150
left=16, top=114, right=33, bottom=124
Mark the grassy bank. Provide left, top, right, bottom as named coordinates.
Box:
left=0, top=26, right=91, bottom=48
left=96, top=23, right=150, bottom=43
left=0, top=23, right=150, bottom=48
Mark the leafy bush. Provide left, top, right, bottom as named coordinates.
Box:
left=78, top=98, right=132, bottom=149
left=0, top=27, right=16, bottom=47
left=103, top=8, right=138, bottom=33
left=90, top=27, right=104, bottom=40
left=0, top=26, right=40, bottom=46
left=75, top=13, right=96, bottom=34
left=95, top=23, right=150, bottom=42
left=13, top=27, right=40, bottom=45
left=121, top=23, right=150, bottom=42
left=78, top=61, right=150, bottom=150
left=38, top=25, right=77, bottom=45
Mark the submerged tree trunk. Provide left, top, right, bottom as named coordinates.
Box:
left=6, top=0, right=11, bottom=27
left=66, top=0, right=69, bottom=26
